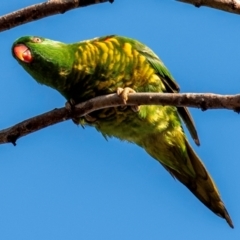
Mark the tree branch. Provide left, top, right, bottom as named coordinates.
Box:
left=177, top=0, right=240, bottom=14
left=1, top=92, right=240, bottom=146
left=0, top=0, right=113, bottom=32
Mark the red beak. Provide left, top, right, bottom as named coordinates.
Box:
left=13, top=44, right=32, bottom=63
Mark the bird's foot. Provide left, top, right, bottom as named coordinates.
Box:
left=117, top=87, right=135, bottom=104
left=117, top=87, right=139, bottom=112
left=84, top=114, right=97, bottom=123
left=65, top=98, right=97, bottom=124
left=65, top=98, right=76, bottom=112
left=65, top=98, right=81, bottom=125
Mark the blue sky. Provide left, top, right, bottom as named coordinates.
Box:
left=1, top=0, right=240, bottom=239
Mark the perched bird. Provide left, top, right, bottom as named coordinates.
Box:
left=12, top=35, right=233, bottom=227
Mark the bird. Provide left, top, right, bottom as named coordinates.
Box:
left=12, top=35, right=233, bottom=228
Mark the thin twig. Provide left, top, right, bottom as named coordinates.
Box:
left=177, top=0, right=240, bottom=14
left=0, top=0, right=113, bottom=32
left=1, top=92, right=240, bottom=145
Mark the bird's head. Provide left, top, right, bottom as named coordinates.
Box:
left=12, top=36, right=74, bottom=91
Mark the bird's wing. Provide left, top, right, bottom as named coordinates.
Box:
left=137, top=45, right=200, bottom=146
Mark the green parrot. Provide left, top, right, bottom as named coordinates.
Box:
left=12, top=35, right=233, bottom=228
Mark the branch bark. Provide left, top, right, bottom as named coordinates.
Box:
left=177, top=0, right=240, bottom=14
left=0, top=0, right=113, bottom=32
left=0, top=0, right=239, bottom=34
left=1, top=92, right=240, bottom=146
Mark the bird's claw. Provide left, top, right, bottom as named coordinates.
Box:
left=117, top=87, right=135, bottom=104
left=65, top=99, right=80, bottom=125
left=65, top=98, right=76, bottom=112
left=131, top=105, right=140, bottom=112
left=117, top=87, right=139, bottom=112
left=84, top=114, right=97, bottom=123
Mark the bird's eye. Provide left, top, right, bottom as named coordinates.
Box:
left=32, top=37, right=42, bottom=43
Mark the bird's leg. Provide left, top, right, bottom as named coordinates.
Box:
left=65, top=98, right=80, bottom=125
left=65, top=98, right=76, bottom=112
left=84, top=114, right=97, bottom=123
left=65, top=98, right=96, bottom=124
left=117, top=87, right=139, bottom=112
left=117, top=87, right=134, bottom=104
left=65, top=98, right=97, bottom=124
left=65, top=98, right=97, bottom=125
